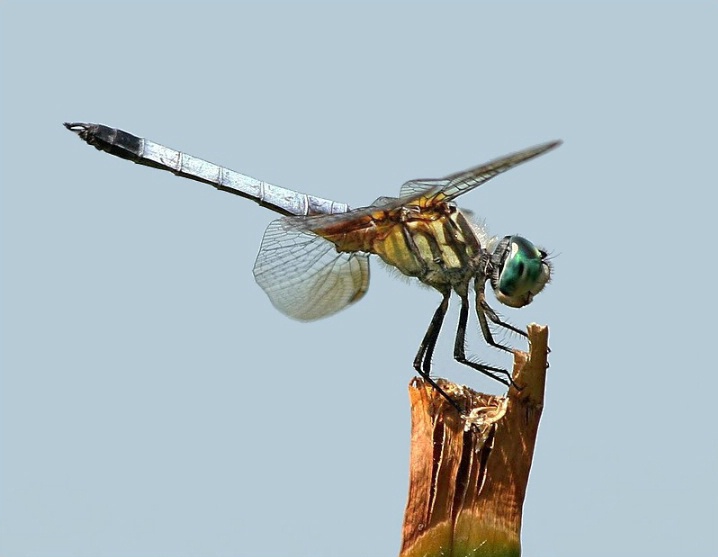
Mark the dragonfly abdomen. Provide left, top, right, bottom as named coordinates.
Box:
left=64, top=123, right=349, bottom=217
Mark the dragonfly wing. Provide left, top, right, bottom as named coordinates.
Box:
left=398, top=178, right=449, bottom=198
left=253, top=218, right=370, bottom=321
left=370, top=195, right=400, bottom=207
left=433, top=140, right=562, bottom=202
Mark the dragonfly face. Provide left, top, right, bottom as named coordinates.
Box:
left=65, top=122, right=561, bottom=414
left=490, top=235, right=551, bottom=308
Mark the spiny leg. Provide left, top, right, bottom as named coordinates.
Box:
left=474, top=293, right=515, bottom=354
left=478, top=293, right=528, bottom=339
left=474, top=285, right=526, bottom=354
left=478, top=293, right=550, bottom=355
left=454, top=294, right=512, bottom=386
left=413, top=291, right=463, bottom=414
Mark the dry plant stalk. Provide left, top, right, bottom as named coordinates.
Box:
left=400, top=324, right=549, bottom=557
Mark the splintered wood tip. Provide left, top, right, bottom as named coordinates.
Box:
left=400, top=324, right=549, bottom=557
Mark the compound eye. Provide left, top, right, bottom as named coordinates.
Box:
left=494, top=236, right=551, bottom=308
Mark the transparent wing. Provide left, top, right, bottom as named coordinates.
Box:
left=400, top=140, right=561, bottom=203
left=370, top=195, right=401, bottom=207
left=253, top=218, right=370, bottom=321
left=398, top=178, right=449, bottom=198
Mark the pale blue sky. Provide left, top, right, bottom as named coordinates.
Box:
left=2, top=2, right=716, bottom=556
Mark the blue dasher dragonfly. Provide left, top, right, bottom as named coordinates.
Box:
left=64, top=122, right=560, bottom=413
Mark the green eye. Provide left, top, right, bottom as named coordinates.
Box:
left=493, top=236, right=550, bottom=308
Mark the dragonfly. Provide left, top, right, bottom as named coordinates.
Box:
left=64, top=122, right=561, bottom=413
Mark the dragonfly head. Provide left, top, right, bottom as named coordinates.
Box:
left=489, top=236, right=551, bottom=308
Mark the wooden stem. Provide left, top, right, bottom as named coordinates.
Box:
left=400, top=324, right=549, bottom=557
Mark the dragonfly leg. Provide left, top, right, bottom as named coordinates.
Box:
left=474, top=301, right=514, bottom=355
left=454, top=295, right=512, bottom=386
left=479, top=294, right=551, bottom=355
left=477, top=290, right=528, bottom=341
left=471, top=285, right=527, bottom=358
left=413, top=291, right=464, bottom=414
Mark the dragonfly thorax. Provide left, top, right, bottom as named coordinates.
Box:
left=489, top=235, right=551, bottom=308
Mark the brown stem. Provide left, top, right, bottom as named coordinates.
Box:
left=400, top=324, right=549, bottom=557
